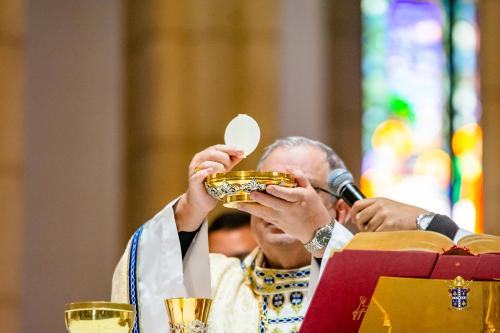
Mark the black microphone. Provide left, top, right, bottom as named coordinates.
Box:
left=327, top=168, right=365, bottom=206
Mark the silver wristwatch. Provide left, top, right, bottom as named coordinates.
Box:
left=416, top=212, right=436, bottom=230
left=303, top=219, right=336, bottom=253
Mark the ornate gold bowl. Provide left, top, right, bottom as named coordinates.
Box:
left=65, top=302, right=135, bottom=333
left=204, top=171, right=296, bottom=208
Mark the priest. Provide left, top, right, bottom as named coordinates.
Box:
left=111, top=136, right=354, bottom=333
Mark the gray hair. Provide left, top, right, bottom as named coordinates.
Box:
left=257, top=136, right=346, bottom=172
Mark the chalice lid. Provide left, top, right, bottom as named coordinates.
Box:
left=224, top=114, right=260, bottom=157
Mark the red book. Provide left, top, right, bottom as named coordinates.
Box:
left=474, top=253, right=500, bottom=280
left=430, top=252, right=500, bottom=280
left=430, top=255, right=480, bottom=280
left=300, top=250, right=437, bottom=333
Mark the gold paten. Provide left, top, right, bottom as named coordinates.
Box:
left=165, top=298, right=212, bottom=333
left=64, top=301, right=135, bottom=333
left=358, top=277, right=500, bottom=333
left=204, top=171, right=296, bottom=208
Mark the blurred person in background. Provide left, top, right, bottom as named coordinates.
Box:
left=208, top=211, right=257, bottom=260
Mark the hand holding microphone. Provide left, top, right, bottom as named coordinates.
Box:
left=327, top=168, right=425, bottom=232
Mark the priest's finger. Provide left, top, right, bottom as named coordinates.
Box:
left=236, top=202, right=276, bottom=222
left=213, top=144, right=245, bottom=169
left=191, top=147, right=233, bottom=168
left=227, top=156, right=244, bottom=171
left=250, top=191, right=288, bottom=211
left=189, top=145, right=243, bottom=173
left=285, top=167, right=311, bottom=188
left=205, top=149, right=236, bottom=168
left=190, top=161, right=225, bottom=177
left=265, top=185, right=303, bottom=203
left=213, top=144, right=245, bottom=156
left=189, top=167, right=214, bottom=184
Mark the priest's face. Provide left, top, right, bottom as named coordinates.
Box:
left=250, top=145, right=335, bottom=257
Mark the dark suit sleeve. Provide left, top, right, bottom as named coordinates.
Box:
left=173, top=198, right=203, bottom=258
left=178, top=230, right=199, bottom=258
left=426, top=214, right=459, bottom=240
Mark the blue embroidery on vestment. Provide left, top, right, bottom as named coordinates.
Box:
left=129, top=225, right=144, bottom=333
left=268, top=316, right=304, bottom=324
left=260, top=295, right=269, bottom=333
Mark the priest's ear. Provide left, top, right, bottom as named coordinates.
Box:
left=332, top=198, right=350, bottom=225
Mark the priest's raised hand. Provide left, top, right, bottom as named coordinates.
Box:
left=174, top=144, right=244, bottom=232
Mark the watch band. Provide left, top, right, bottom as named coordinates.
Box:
left=416, top=212, right=436, bottom=230
left=303, top=219, right=336, bottom=253
left=426, top=214, right=460, bottom=240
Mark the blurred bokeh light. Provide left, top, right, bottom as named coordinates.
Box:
left=362, top=0, right=482, bottom=232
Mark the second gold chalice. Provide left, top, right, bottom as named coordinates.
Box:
left=165, top=298, right=212, bottom=333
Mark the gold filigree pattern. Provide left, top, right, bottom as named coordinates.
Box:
left=169, top=320, right=208, bottom=333
left=242, top=249, right=310, bottom=333
left=204, top=171, right=296, bottom=207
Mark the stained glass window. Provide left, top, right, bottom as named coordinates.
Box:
left=361, top=0, right=481, bottom=232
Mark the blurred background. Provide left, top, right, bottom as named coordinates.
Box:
left=1, top=0, right=499, bottom=331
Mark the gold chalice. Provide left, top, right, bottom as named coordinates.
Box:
left=165, top=298, right=212, bottom=333
left=204, top=171, right=296, bottom=208
left=65, top=301, right=135, bottom=333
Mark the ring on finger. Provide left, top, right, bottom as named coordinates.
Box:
left=193, top=165, right=203, bottom=174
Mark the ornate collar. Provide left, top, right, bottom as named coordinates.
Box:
left=241, top=248, right=311, bottom=295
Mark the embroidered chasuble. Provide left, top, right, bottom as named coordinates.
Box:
left=111, top=199, right=354, bottom=333
left=113, top=246, right=311, bottom=332
left=241, top=249, right=310, bottom=333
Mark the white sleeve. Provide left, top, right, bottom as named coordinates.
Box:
left=136, top=198, right=211, bottom=333
left=453, top=228, right=474, bottom=243
left=307, top=221, right=353, bottom=301
left=319, top=221, right=353, bottom=276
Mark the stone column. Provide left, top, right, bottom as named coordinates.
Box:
left=23, top=1, right=124, bottom=331
left=125, top=1, right=280, bottom=235
left=325, top=0, right=362, bottom=181
left=480, top=0, right=500, bottom=236
left=279, top=0, right=362, bottom=180
left=0, top=1, right=23, bottom=332
left=280, top=0, right=329, bottom=142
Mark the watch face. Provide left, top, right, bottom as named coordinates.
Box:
left=316, top=227, right=332, bottom=246
left=417, top=213, right=435, bottom=230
